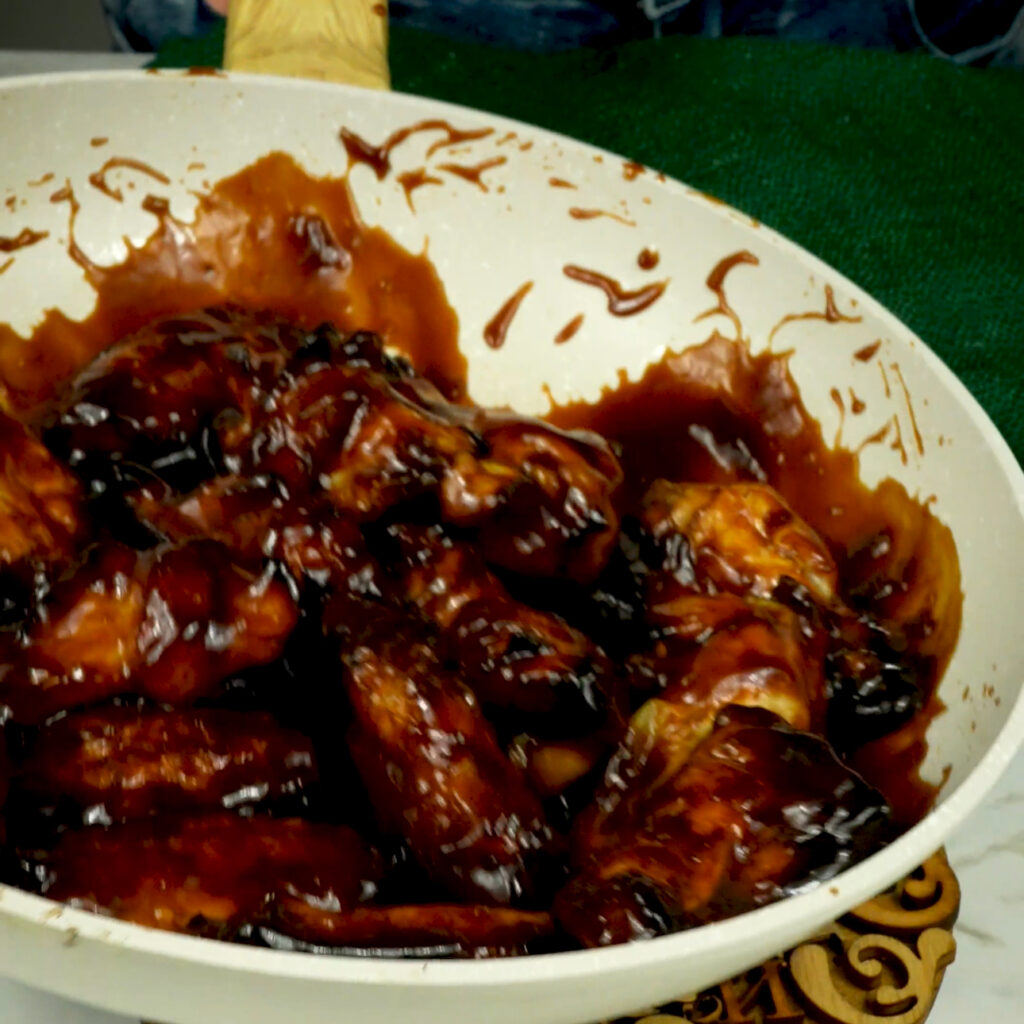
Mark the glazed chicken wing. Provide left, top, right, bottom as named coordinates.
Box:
left=17, top=707, right=316, bottom=824
left=40, top=813, right=380, bottom=938
left=0, top=411, right=84, bottom=581
left=641, top=480, right=838, bottom=605
left=331, top=605, right=556, bottom=906
left=0, top=541, right=297, bottom=723
left=387, top=524, right=618, bottom=736
left=557, top=708, right=889, bottom=947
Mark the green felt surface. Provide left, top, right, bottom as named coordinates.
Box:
left=156, top=25, right=1024, bottom=461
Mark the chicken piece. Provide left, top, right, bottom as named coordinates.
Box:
left=641, top=480, right=838, bottom=605
left=387, top=525, right=617, bottom=735
left=557, top=707, right=890, bottom=947
left=0, top=541, right=298, bottom=724
left=40, top=813, right=379, bottom=937
left=274, top=902, right=554, bottom=956
left=620, top=593, right=828, bottom=782
left=130, top=475, right=382, bottom=596
left=17, top=707, right=316, bottom=824
left=331, top=604, right=556, bottom=906
left=43, top=308, right=298, bottom=495
left=0, top=411, right=84, bottom=579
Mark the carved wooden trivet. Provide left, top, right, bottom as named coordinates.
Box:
left=604, top=850, right=960, bottom=1024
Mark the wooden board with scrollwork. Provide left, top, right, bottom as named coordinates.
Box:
left=603, top=850, right=959, bottom=1024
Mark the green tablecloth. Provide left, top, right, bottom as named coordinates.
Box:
left=156, top=26, right=1024, bottom=461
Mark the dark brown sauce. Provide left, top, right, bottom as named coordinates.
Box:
left=637, top=248, right=659, bottom=270
left=0, top=228, right=48, bottom=253
left=372, top=2, right=386, bottom=14
left=768, top=284, right=863, bottom=345
left=0, top=258, right=13, bottom=277
left=890, top=413, right=909, bottom=466
left=483, top=281, right=533, bottom=350
left=879, top=361, right=892, bottom=399
left=88, top=157, right=171, bottom=203
left=562, top=265, right=667, bottom=317
left=622, top=161, right=645, bottom=181
left=186, top=67, right=225, bottom=77
left=554, top=313, right=584, bottom=345
left=437, top=157, right=506, bottom=193
left=695, top=250, right=759, bottom=340
left=829, top=386, right=846, bottom=448
left=548, top=177, right=576, bottom=190
left=568, top=208, right=636, bottom=227
left=3, top=196, right=15, bottom=212
left=546, top=332, right=961, bottom=824
left=89, top=137, right=109, bottom=148
left=0, top=152, right=464, bottom=414
left=855, top=340, right=882, bottom=362
left=340, top=121, right=494, bottom=180
left=856, top=419, right=892, bottom=454
left=396, top=168, right=442, bottom=212
left=849, top=388, right=866, bottom=415
left=890, top=363, right=924, bottom=456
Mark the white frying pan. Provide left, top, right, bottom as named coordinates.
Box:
left=0, top=3, right=1022, bottom=1022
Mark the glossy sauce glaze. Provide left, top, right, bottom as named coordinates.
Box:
left=0, top=145, right=961, bottom=956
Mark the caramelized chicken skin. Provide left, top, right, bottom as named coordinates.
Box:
left=557, top=708, right=889, bottom=947
left=0, top=541, right=297, bottom=723
left=333, top=605, right=557, bottom=907
left=641, top=480, right=839, bottom=605
left=0, top=411, right=84, bottom=578
left=387, top=524, right=618, bottom=735
left=42, top=813, right=380, bottom=937
left=17, top=707, right=316, bottom=824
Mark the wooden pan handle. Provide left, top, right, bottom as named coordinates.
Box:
left=224, top=0, right=390, bottom=90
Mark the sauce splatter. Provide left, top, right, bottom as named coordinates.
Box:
left=186, top=161, right=206, bottom=172
left=562, top=265, right=667, bottom=317
left=185, top=66, right=225, bottom=77
left=830, top=387, right=846, bottom=448
left=0, top=227, right=49, bottom=253
left=548, top=178, right=576, bottom=190
left=694, top=250, right=760, bottom=340
left=483, top=281, right=533, bottom=350
left=637, top=248, right=659, bottom=270
left=495, top=132, right=517, bottom=146
left=3, top=196, right=15, bottom=212
left=554, top=314, right=584, bottom=345
left=890, top=362, right=925, bottom=456
left=0, top=258, right=13, bottom=276
left=890, top=414, right=909, bottom=466
left=437, top=157, right=507, bottom=193
left=849, top=388, right=866, bottom=414
left=28, top=173, right=55, bottom=188
left=396, top=168, right=442, bottom=212
left=88, top=157, right=171, bottom=203
left=622, top=161, right=645, bottom=181
left=856, top=419, right=892, bottom=454
left=340, top=121, right=494, bottom=180
left=855, top=340, right=882, bottom=362
left=0, top=152, right=464, bottom=412
left=879, top=361, right=892, bottom=399
left=768, top=284, right=863, bottom=346
left=568, top=208, right=636, bottom=227
left=372, top=2, right=386, bottom=14
left=89, top=137, right=109, bottom=148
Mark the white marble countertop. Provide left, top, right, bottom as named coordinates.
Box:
left=1, top=47, right=1021, bottom=1024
